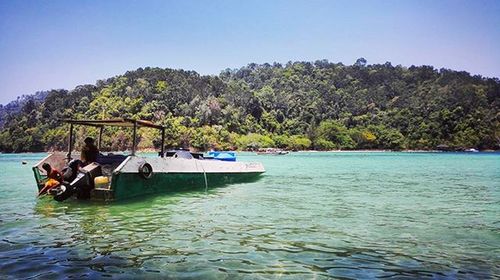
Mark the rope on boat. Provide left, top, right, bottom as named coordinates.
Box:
left=197, top=161, right=208, bottom=192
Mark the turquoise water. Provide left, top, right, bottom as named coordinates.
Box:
left=0, top=152, right=499, bottom=279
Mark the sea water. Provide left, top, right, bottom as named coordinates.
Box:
left=0, top=152, right=498, bottom=279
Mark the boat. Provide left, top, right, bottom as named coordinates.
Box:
left=32, top=119, right=265, bottom=202
left=206, top=151, right=236, bottom=162
left=464, top=148, right=479, bottom=152
left=256, top=148, right=289, bottom=155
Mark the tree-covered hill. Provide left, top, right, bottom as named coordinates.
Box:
left=0, top=59, right=498, bottom=152
left=0, top=91, right=48, bottom=128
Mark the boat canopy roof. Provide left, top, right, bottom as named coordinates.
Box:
left=61, top=118, right=165, bottom=130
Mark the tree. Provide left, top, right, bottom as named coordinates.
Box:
left=314, top=120, right=355, bottom=150
left=354, top=57, right=367, bottom=67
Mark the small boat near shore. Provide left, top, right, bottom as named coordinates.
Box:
left=436, top=144, right=480, bottom=153
left=256, top=148, right=289, bottom=155
left=206, top=151, right=237, bottom=161
left=33, top=118, right=265, bottom=202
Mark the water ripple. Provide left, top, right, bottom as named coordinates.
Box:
left=0, top=152, right=499, bottom=278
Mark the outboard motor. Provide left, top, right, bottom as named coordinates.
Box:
left=51, top=173, right=84, bottom=202
left=50, top=159, right=81, bottom=200
left=63, top=159, right=82, bottom=182
left=52, top=162, right=102, bottom=202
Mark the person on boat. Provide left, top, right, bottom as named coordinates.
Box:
left=38, top=163, right=63, bottom=196
left=81, top=137, right=99, bottom=166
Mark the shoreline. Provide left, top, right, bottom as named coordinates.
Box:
left=2, top=149, right=498, bottom=154
left=297, top=149, right=498, bottom=153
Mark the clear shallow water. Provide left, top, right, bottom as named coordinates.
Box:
left=0, top=152, right=499, bottom=279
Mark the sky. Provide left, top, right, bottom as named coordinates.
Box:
left=0, top=0, right=499, bottom=104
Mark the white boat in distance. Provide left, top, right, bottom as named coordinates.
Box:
left=256, top=148, right=289, bottom=155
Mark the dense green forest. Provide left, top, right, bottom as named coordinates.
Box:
left=0, top=59, right=499, bottom=152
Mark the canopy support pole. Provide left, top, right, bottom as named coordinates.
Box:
left=160, top=128, right=165, bottom=157
left=98, top=126, right=104, bottom=150
left=131, top=121, right=137, bottom=156
left=67, top=123, right=73, bottom=162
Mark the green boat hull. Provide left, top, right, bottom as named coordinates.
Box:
left=93, top=172, right=263, bottom=201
